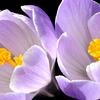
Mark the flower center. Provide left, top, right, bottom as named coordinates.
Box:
left=88, top=39, right=100, bottom=60
left=0, top=48, right=23, bottom=67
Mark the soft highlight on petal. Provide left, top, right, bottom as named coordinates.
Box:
left=57, top=33, right=90, bottom=80
left=0, top=10, right=40, bottom=56
left=56, top=0, right=92, bottom=49
left=88, top=12, right=100, bottom=39
left=86, top=61, right=100, bottom=82
left=10, top=45, right=51, bottom=93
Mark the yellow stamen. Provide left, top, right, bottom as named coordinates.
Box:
left=0, top=48, right=23, bottom=67
left=88, top=39, right=100, bottom=61
left=14, top=54, right=23, bottom=66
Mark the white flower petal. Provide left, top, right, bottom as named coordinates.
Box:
left=0, top=93, right=35, bottom=100
left=88, top=12, right=100, bottom=39
left=57, top=33, right=90, bottom=80
left=86, top=61, right=100, bottom=82
left=0, top=10, right=40, bottom=56
left=56, top=0, right=92, bottom=49
left=10, top=45, right=51, bottom=93
left=0, top=64, right=13, bottom=94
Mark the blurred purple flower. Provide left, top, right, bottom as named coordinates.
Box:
left=55, top=0, right=100, bottom=100
left=0, top=5, right=57, bottom=100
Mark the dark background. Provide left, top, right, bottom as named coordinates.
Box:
left=0, top=0, right=99, bottom=100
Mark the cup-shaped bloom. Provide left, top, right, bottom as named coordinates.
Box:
left=0, top=7, right=57, bottom=100
left=55, top=0, right=100, bottom=100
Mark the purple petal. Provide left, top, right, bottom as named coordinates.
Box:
left=0, top=10, right=40, bottom=56
left=56, top=0, right=92, bottom=48
left=22, top=5, right=57, bottom=59
left=13, top=13, right=40, bottom=40
left=92, top=1, right=100, bottom=15
left=21, top=5, right=33, bottom=18
left=0, top=64, right=13, bottom=93
left=10, top=45, right=51, bottom=93
left=56, top=75, right=100, bottom=100
left=88, top=12, right=100, bottom=38
left=86, top=61, right=100, bottom=82
left=0, top=93, right=33, bottom=100
left=57, top=33, right=90, bottom=80
left=55, top=23, right=63, bottom=38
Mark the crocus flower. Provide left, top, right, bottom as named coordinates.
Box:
left=55, top=0, right=100, bottom=99
left=0, top=5, right=57, bottom=100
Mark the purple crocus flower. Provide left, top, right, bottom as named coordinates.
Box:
left=0, top=5, right=57, bottom=100
left=55, top=0, right=100, bottom=100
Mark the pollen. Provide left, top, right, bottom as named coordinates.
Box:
left=88, top=39, right=100, bottom=61
left=0, top=48, right=23, bottom=67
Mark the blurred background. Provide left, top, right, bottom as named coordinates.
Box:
left=0, top=0, right=99, bottom=99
